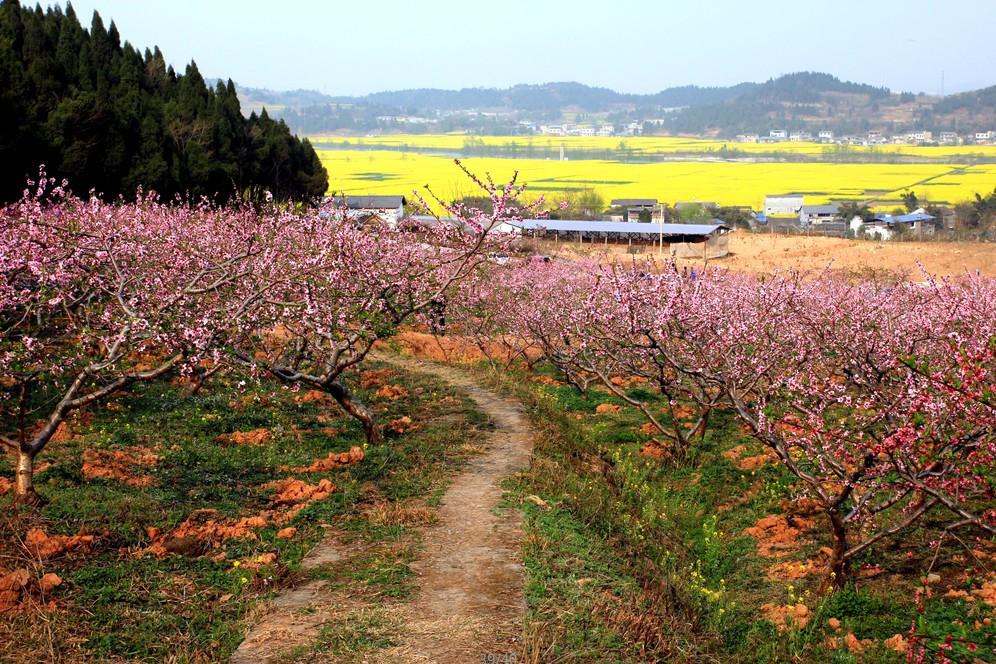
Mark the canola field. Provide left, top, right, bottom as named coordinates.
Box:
left=314, top=135, right=996, bottom=211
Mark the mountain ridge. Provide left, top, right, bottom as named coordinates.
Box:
left=233, top=73, right=996, bottom=136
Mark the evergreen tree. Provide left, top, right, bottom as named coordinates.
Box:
left=0, top=0, right=327, bottom=203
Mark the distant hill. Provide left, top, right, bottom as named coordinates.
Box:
left=235, top=73, right=996, bottom=137
left=321, top=81, right=759, bottom=112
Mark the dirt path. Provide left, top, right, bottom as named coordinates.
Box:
left=231, top=357, right=533, bottom=663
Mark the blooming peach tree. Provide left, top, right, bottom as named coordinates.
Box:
left=0, top=175, right=283, bottom=504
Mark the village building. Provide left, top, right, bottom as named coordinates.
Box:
left=799, top=203, right=841, bottom=225
left=610, top=198, right=658, bottom=222
left=764, top=194, right=804, bottom=217
left=849, top=211, right=936, bottom=240
left=330, top=195, right=407, bottom=227
left=515, top=219, right=732, bottom=258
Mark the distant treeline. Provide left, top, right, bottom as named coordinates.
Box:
left=0, top=1, right=327, bottom=203
left=310, top=139, right=996, bottom=165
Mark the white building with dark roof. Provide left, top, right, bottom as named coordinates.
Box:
left=330, top=195, right=407, bottom=227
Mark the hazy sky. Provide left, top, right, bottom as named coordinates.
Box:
left=59, top=0, right=996, bottom=96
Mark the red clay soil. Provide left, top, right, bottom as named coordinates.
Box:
left=264, top=478, right=335, bottom=507
left=760, top=602, right=813, bottom=631
left=140, top=478, right=340, bottom=558
left=390, top=331, right=541, bottom=365
left=359, top=368, right=395, bottom=389
left=214, top=428, right=273, bottom=446
left=386, top=416, right=420, bottom=434
left=375, top=384, right=410, bottom=400
left=293, top=390, right=333, bottom=405
left=24, top=528, right=95, bottom=560
left=744, top=514, right=815, bottom=557
left=0, top=568, right=62, bottom=613
left=722, top=444, right=777, bottom=471
left=639, top=441, right=670, bottom=459
left=81, top=446, right=160, bottom=486
left=290, top=446, right=364, bottom=473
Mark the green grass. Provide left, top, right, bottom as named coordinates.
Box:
left=0, top=362, right=487, bottom=663
left=479, top=362, right=995, bottom=664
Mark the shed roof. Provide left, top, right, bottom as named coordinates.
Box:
left=800, top=204, right=841, bottom=214
left=610, top=198, right=657, bottom=207
left=331, top=195, right=406, bottom=209
left=870, top=212, right=935, bottom=224
left=516, top=219, right=729, bottom=236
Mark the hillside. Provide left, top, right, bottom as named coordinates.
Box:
left=242, top=73, right=996, bottom=137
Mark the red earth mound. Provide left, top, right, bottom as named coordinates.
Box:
left=25, top=528, right=95, bottom=560
left=82, top=446, right=160, bottom=486
left=291, top=446, right=364, bottom=473
left=214, top=428, right=272, bottom=446
left=293, top=390, right=332, bottom=405
left=375, top=384, right=409, bottom=400
left=386, top=416, right=419, bottom=434
left=744, top=514, right=814, bottom=557
left=0, top=569, right=62, bottom=613
left=360, top=368, right=395, bottom=389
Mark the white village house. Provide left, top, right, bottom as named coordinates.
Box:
left=799, top=203, right=841, bottom=225
left=329, top=195, right=407, bottom=227
left=764, top=194, right=804, bottom=217
left=849, top=210, right=936, bottom=240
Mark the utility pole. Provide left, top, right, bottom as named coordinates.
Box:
left=658, top=203, right=664, bottom=257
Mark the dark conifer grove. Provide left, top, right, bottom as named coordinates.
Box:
left=0, top=0, right=328, bottom=203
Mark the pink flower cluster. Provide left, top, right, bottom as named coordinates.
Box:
left=447, top=258, right=996, bottom=586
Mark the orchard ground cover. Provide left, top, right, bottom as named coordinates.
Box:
left=480, top=362, right=996, bottom=663
left=421, top=256, right=996, bottom=662
left=3, top=161, right=994, bottom=662
left=0, top=360, right=490, bottom=661
left=315, top=146, right=996, bottom=212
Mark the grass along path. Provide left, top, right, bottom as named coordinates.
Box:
left=231, top=355, right=534, bottom=663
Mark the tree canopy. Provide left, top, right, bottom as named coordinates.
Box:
left=0, top=0, right=327, bottom=203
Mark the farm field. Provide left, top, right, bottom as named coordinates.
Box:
left=312, top=134, right=996, bottom=160
left=537, top=233, right=996, bottom=278
left=315, top=144, right=996, bottom=211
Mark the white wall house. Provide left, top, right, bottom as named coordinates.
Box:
left=850, top=210, right=936, bottom=240
left=330, top=195, right=407, bottom=228
left=764, top=194, right=804, bottom=216
left=799, top=203, right=841, bottom=225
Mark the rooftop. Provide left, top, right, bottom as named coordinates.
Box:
left=610, top=198, right=658, bottom=207
left=517, top=219, right=730, bottom=236
left=800, top=204, right=841, bottom=214
left=330, top=195, right=407, bottom=209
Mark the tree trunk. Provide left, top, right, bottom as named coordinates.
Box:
left=14, top=447, right=45, bottom=507
left=328, top=380, right=382, bottom=444
left=691, top=406, right=712, bottom=441
left=824, top=511, right=849, bottom=592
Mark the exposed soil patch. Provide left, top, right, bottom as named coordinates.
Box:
left=214, top=428, right=273, bottom=446
left=286, top=445, right=364, bottom=473
left=81, top=446, right=160, bottom=486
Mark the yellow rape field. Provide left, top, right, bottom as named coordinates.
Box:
left=317, top=147, right=996, bottom=211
